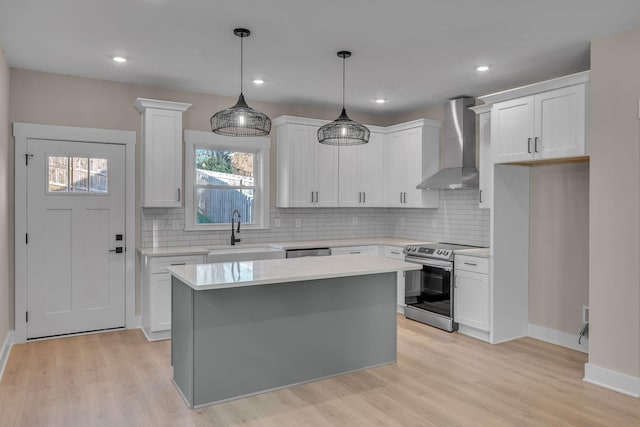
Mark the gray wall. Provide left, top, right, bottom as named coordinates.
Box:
left=0, top=49, right=10, bottom=337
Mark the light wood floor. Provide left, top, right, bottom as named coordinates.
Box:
left=1, top=316, right=639, bottom=426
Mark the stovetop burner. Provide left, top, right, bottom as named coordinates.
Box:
left=403, top=242, right=478, bottom=262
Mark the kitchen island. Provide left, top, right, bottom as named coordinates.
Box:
left=167, top=254, right=420, bottom=408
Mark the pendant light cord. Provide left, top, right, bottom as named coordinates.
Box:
left=240, top=35, right=244, bottom=95
left=342, top=55, right=345, bottom=109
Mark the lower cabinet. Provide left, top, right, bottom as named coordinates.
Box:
left=141, top=253, right=205, bottom=341
left=382, top=245, right=406, bottom=313
left=454, top=254, right=490, bottom=340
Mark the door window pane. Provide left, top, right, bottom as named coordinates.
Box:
left=48, top=156, right=69, bottom=192
left=48, top=156, right=109, bottom=194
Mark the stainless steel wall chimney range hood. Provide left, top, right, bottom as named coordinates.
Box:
left=417, top=97, right=478, bottom=190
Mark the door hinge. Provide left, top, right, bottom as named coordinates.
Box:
left=26, top=311, right=28, bottom=322
left=25, top=153, right=34, bottom=166
left=25, top=233, right=28, bottom=244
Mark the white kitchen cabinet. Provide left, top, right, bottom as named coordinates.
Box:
left=338, top=131, right=385, bottom=207
left=382, top=245, right=407, bottom=313
left=134, top=98, right=192, bottom=208
left=330, top=245, right=380, bottom=256
left=275, top=118, right=339, bottom=207
left=385, top=120, right=440, bottom=208
left=477, top=107, right=492, bottom=209
left=454, top=254, right=489, bottom=339
left=141, top=253, right=205, bottom=341
left=491, top=81, right=587, bottom=164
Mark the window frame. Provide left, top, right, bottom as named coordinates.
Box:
left=184, top=130, right=270, bottom=231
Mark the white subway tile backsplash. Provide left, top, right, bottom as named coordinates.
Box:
left=141, top=190, right=489, bottom=248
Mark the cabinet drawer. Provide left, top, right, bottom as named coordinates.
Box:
left=150, top=254, right=204, bottom=274
left=455, top=255, right=489, bottom=274
left=383, top=246, right=404, bottom=260
left=331, top=245, right=380, bottom=256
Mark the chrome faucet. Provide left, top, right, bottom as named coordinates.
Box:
left=231, top=210, right=241, bottom=245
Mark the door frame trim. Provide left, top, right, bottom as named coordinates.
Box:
left=13, top=123, right=136, bottom=343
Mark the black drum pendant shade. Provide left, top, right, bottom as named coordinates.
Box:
left=211, top=28, right=271, bottom=137
left=318, top=51, right=369, bottom=145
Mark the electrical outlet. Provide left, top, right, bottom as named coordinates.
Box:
left=274, top=218, right=281, bottom=228
left=400, top=217, right=406, bottom=226
left=295, top=218, right=302, bottom=228
left=431, top=219, right=438, bottom=229
left=352, top=216, right=358, bottom=225
left=583, top=306, right=589, bottom=324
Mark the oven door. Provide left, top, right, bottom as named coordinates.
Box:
left=404, top=257, right=454, bottom=318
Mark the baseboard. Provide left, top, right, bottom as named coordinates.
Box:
left=584, top=363, right=640, bottom=398
left=528, top=323, right=588, bottom=353
left=140, top=327, right=171, bottom=342
left=457, top=324, right=490, bottom=342
left=0, top=330, right=14, bottom=382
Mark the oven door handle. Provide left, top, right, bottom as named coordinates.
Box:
left=404, top=256, right=453, bottom=271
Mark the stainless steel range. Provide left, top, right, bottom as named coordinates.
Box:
left=403, top=242, right=477, bottom=332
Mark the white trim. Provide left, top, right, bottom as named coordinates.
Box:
left=469, top=104, right=492, bottom=114
left=140, top=327, right=171, bottom=342
left=183, top=130, right=270, bottom=231
left=0, top=330, right=14, bottom=382
left=133, top=98, right=192, bottom=113
left=13, top=123, right=136, bottom=344
left=584, top=363, right=640, bottom=398
left=528, top=323, right=588, bottom=353
left=458, top=324, right=490, bottom=342
left=271, top=115, right=439, bottom=133
left=384, top=118, right=441, bottom=133
left=478, top=71, right=590, bottom=105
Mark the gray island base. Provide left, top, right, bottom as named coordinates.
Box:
left=171, top=272, right=397, bottom=408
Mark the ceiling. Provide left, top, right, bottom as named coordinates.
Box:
left=1, top=0, right=639, bottom=116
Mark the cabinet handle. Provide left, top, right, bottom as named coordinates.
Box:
left=171, top=262, right=186, bottom=266
left=479, top=189, right=483, bottom=203
left=363, top=192, right=366, bottom=203
left=400, top=192, right=403, bottom=203
left=403, top=192, right=407, bottom=203
left=311, top=191, right=314, bottom=203
left=315, top=191, right=318, bottom=203
left=177, top=188, right=181, bottom=202
left=350, top=251, right=361, bottom=254
left=464, top=262, right=478, bottom=266
left=527, top=138, right=532, bottom=153
left=390, top=251, right=400, bottom=255
left=534, top=137, right=540, bottom=153
left=359, top=192, right=362, bottom=203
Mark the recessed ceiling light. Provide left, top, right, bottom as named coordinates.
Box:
left=374, top=98, right=387, bottom=104
left=253, top=79, right=264, bottom=85
left=112, top=56, right=127, bottom=63
left=476, top=65, right=490, bottom=72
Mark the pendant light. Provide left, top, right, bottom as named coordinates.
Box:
left=317, top=51, right=369, bottom=145
left=211, top=28, right=271, bottom=137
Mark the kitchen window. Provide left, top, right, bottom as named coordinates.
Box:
left=184, top=131, right=270, bottom=231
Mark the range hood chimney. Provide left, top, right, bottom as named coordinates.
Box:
left=417, top=97, right=478, bottom=190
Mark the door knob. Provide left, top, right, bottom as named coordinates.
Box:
left=109, top=247, right=124, bottom=254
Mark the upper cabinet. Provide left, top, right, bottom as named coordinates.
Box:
left=339, top=130, right=385, bottom=207
left=135, top=98, right=192, bottom=208
left=275, top=116, right=441, bottom=209
left=275, top=118, right=339, bottom=208
left=482, top=72, right=589, bottom=164
left=385, top=120, right=440, bottom=208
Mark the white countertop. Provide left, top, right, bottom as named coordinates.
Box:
left=138, top=237, right=433, bottom=257
left=454, top=248, right=491, bottom=258
left=167, top=254, right=421, bottom=291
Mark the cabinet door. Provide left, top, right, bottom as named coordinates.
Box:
left=360, top=132, right=385, bottom=206
left=288, top=125, right=317, bottom=207
left=535, top=85, right=586, bottom=160
left=314, top=141, right=339, bottom=206
left=150, top=274, right=172, bottom=332
left=142, top=108, right=183, bottom=207
left=382, top=246, right=406, bottom=310
left=454, top=270, right=489, bottom=331
left=478, top=111, right=492, bottom=208
left=386, top=132, right=407, bottom=207
left=403, top=128, right=424, bottom=208
left=338, top=144, right=362, bottom=207
left=493, top=97, right=535, bottom=163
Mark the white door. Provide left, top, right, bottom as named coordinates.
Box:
left=360, top=132, right=384, bottom=207
left=288, top=125, right=316, bottom=207
left=26, top=139, right=126, bottom=339
left=493, top=97, right=535, bottom=163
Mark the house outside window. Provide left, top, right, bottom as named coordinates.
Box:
left=184, top=131, right=270, bottom=231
